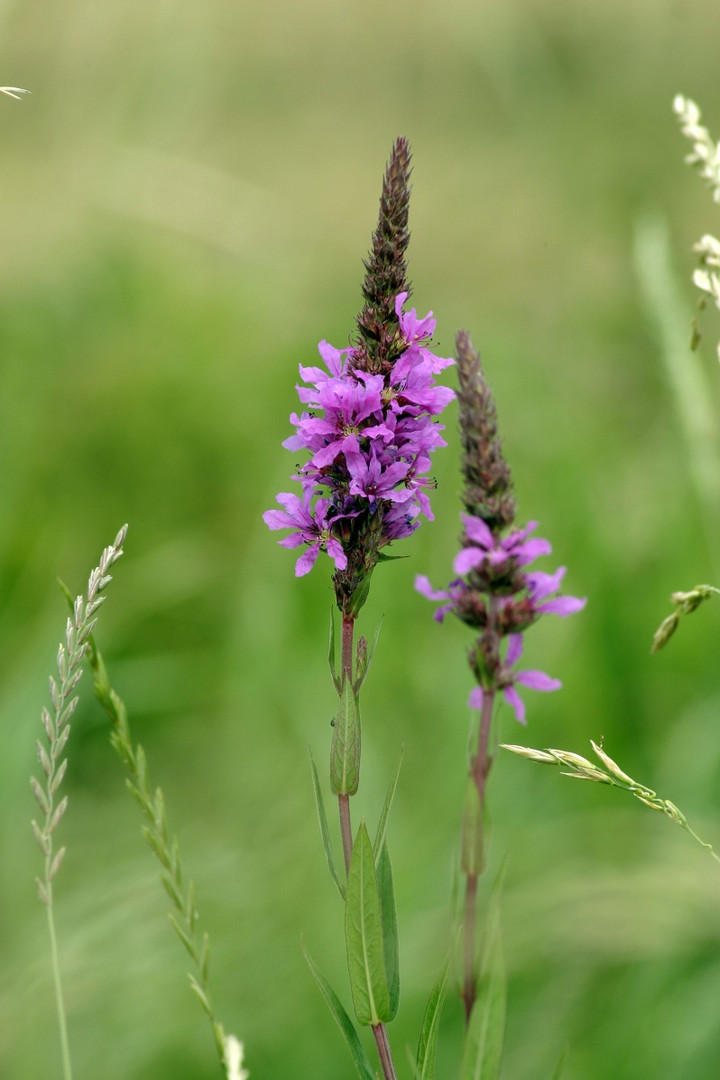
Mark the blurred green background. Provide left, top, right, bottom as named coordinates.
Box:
left=3, top=0, right=720, bottom=1076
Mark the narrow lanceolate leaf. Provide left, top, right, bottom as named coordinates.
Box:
left=308, top=746, right=345, bottom=898
left=345, top=822, right=391, bottom=1026
left=330, top=678, right=361, bottom=796
left=478, top=860, right=507, bottom=980
left=302, top=943, right=377, bottom=1080
left=373, top=750, right=403, bottom=864
left=376, top=842, right=400, bottom=1021
left=460, top=932, right=506, bottom=1080
left=415, top=951, right=451, bottom=1080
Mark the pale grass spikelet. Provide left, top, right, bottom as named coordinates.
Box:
left=0, top=85, right=29, bottom=99
left=651, top=583, right=719, bottom=651
left=31, top=525, right=127, bottom=1080
left=674, top=95, right=720, bottom=202
left=502, top=738, right=720, bottom=865
left=674, top=94, right=720, bottom=357
left=223, top=1034, right=250, bottom=1080
left=31, top=524, right=127, bottom=900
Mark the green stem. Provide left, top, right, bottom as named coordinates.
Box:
left=338, top=792, right=353, bottom=874
left=338, top=613, right=356, bottom=874
left=682, top=822, right=720, bottom=866
left=46, top=894, right=73, bottom=1080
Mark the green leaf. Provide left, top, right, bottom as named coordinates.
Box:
left=376, top=842, right=400, bottom=1020
left=415, top=951, right=451, bottom=1080
left=460, top=927, right=506, bottom=1080
left=345, top=822, right=391, bottom=1026
left=478, top=861, right=507, bottom=980
left=373, top=750, right=403, bottom=864
left=308, top=746, right=345, bottom=899
left=328, top=607, right=341, bottom=694
left=302, top=943, right=377, bottom=1080
left=330, top=678, right=361, bottom=796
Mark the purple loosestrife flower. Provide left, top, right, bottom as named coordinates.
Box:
left=415, top=331, right=585, bottom=724
left=263, top=486, right=348, bottom=577
left=264, top=138, right=455, bottom=617
left=468, top=635, right=561, bottom=726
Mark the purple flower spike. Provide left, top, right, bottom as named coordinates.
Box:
left=265, top=138, right=456, bottom=615
left=416, top=329, right=584, bottom=728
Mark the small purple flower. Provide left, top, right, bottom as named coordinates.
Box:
left=395, top=292, right=453, bottom=375
left=468, top=634, right=561, bottom=725
left=346, top=450, right=413, bottom=506
left=454, top=517, right=551, bottom=577
left=263, top=487, right=347, bottom=577
left=415, top=574, right=465, bottom=622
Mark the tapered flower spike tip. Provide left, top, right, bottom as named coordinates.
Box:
left=355, top=137, right=412, bottom=372
left=455, top=330, right=516, bottom=534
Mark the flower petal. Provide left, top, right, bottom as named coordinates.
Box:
left=502, top=685, right=526, bottom=725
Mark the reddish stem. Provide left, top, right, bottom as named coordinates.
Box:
left=372, top=1023, right=398, bottom=1080
left=341, top=613, right=354, bottom=684
left=462, top=596, right=499, bottom=1023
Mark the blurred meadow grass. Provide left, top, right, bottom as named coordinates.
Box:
left=3, top=0, right=720, bottom=1077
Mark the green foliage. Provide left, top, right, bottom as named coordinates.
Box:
left=345, top=822, right=392, bottom=1027
left=330, top=678, right=362, bottom=797
left=372, top=751, right=403, bottom=864
left=376, top=842, right=400, bottom=1022
left=461, top=870, right=507, bottom=1080
left=414, top=951, right=451, bottom=1080
left=460, top=932, right=506, bottom=1080
left=308, top=746, right=346, bottom=899
left=302, top=945, right=377, bottom=1080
